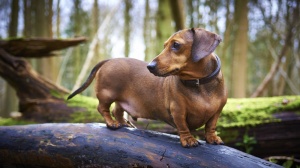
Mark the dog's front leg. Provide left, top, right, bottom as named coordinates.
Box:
left=171, top=104, right=199, bottom=147
left=204, top=111, right=224, bottom=145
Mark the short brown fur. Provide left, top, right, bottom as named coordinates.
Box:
left=68, top=28, right=227, bottom=147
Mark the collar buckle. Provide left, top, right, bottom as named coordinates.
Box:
left=195, top=79, right=200, bottom=86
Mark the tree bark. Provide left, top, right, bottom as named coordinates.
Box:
left=143, top=0, right=151, bottom=62
left=8, top=0, right=19, bottom=37
left=0, top=123, right=281, bottom=168
left=169, top=0, right=185, bottom=31
left=124, top=0, right=132, bottom=58
left=0, top=38, right=86, bottom=122
left=231, top=0, right=248, bottom=98
left=4, top=0, right=20, bottom=116
left=156, top=0, right=173, bottom=55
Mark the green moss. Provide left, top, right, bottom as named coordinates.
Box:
left=218, top=96, right=300, bottom=128
left=50, top=89, right=65, bottom=99
left=65, top=94, right=104, bottom=123
left=0, top=117, right=35, bottom=126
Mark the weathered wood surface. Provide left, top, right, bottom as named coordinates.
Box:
left=0, top=123, right=281, bottom=168
left=223, top=112, right=300, bottom=158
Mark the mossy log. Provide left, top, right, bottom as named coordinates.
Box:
left=0, top=123, right=281, bottom=168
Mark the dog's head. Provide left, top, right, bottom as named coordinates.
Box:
left=147, top=28, right=222, bottom=77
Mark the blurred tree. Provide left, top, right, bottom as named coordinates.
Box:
left=3, top=0, right=20, bottom=117
left=22, top=0, right=56, bottom=81
left=231, top=0, right=248, bottom=98
left=156, top=0, right=173, bottom=55
left=220, top=0, right=233, bottom=97
left=186, top=0, right=203, bottom=28
left=63, top=0, right=90, bottom=90
left=143, top=0, right=151, bottom=61
left=8, top=0, right=19, bottom=37
left=169, top=0, right=185, bottom=31
left=124, top=0, right=132, bottom=58
left=91, top=0, right=99, bottom=62
left=55, top=0, right=60, bottom=38
left=187, top=0, right=194, bottom=28
left=251, top=0, right=300, bottom=97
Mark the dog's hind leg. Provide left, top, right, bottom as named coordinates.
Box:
left=97, top=101, right=122, bottom=130
left=112, top=102, right=136, bottom=128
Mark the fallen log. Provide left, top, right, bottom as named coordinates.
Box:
left=0, top=123, right=281, bottom=168
left=0, top=48, right=77, bottom=122
left=0, top=38, right=89, bottom=122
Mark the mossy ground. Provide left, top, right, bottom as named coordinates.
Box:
left=219, top=96, right=300, bottom=128
left=1, top=95, right=299, bottom=128
left=65, top=94, right=104, bottom=123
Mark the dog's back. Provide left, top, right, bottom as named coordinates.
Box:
left=94, top=58, right=168, bottom=120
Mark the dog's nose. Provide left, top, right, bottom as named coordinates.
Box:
left=147, top=61, right=157, bottom=72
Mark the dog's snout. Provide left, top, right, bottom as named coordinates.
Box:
left=147, top=61, right=157, bottom=72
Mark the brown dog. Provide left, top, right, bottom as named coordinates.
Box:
left=68, top=28, right=227, bottom=147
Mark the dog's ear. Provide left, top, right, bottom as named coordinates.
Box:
left=191, top=28, right=222, bottom=62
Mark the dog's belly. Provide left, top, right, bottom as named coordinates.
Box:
left=118, top=99, right=157, bottom=120
left=118, top=96, right=172, bottom=123
left=119, top=101, right=148, bottom=119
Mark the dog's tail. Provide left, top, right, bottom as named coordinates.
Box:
left=67, top=59, right=110, bottom=100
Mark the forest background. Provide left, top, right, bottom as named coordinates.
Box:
left=0, top=0, right=299, bottom=117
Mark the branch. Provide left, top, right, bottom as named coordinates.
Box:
left=0, top=123, right=280, bottom=167
left=266, top=40, right=300, bottom=94
left=251, top=5, right=297, bottom=97
left=0, top=37, right=86, bottom=58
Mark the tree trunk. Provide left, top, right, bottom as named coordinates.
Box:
left=0, top=38, right=86, bottom=122
left=0, top=123, right=281, bottom=168
left=156, top=0, right=173, bottom=55
left=187, top=0, right=194, bottom=28
left=55, top=0, right=60, bottom=38
left=143, top=0, right=151, bottom=62
left=23, top=0, right=31, bottom=38
left=8, top=0, right=19, bottom=37
left=169, top=0, right=185, bottom=31
left=231, top=0, right=248, bottom=98
left=221, top=0, right=232, bottom=96
left=124, top=0, right=132, bottom=58
left=3, top=0, right=20, bottom=116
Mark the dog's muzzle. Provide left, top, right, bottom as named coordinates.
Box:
left=147, top=61, right=157, bottom=74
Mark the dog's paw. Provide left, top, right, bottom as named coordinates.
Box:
left=180, top=136, right=200, bottom=148
left=106, top=121, right=122, bottom=130
left=205, top=134, right=224, bottom=145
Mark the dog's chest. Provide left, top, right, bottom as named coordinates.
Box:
left=182, top=87, right=222, bottom=127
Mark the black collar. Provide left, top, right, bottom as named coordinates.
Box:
left=181, top=55, right=221, bottom=87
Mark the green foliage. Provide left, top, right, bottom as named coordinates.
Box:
left=235, top=133, right=257, bottom=154
left=218, top=96, right=300, bottom=128
left=282, top=159, right=294, bottom=168
left=268, top=156, right=300, bottom=168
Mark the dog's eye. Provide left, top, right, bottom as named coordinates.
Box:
left=172, top=42, right=181, bottom=51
